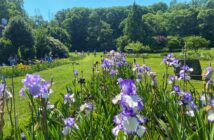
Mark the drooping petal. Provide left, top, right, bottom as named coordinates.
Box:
left=112, top=94, right=122, bottom=104
left=136, top=125, right=146, bottom=137
left=121, top=116, right=139, bottom=134
left=208, top=109, right=214, bottom=122
left=112, top=126, right=120, bottom=136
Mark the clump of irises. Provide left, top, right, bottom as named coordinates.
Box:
left=19, top=74, right=52, bottom=98
left=178, top=65, right=194, bottom=81
left=112, top=79, right=147, bottom=137
left=64, top=93, right=75, bottom=104
left=62, top=117, right=76, bottom=135
left=133, top=64, right=151, bottom=82
left=162, top=53, right=179, bottom=67
left=172, top=85, right=197, bottom=117
left=101, top=50, right=127, bottom=73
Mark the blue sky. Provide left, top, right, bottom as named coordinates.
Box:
left=24, top=0, right=190, bottom=20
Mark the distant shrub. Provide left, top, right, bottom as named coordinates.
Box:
left=184, top=36, right=210, bottom=52
left=151, top=35, right=167, bottom=50
left=124, top=41, right=150, bottom=53
left=166, top=36, right=183, bottom=51
left=175, top=52, right=213, bottom=60
left=47, top=37, right=69, bottom=58
left=116, top=35, right=130, bottom=52
left=125, top=41, right=143, bottom=53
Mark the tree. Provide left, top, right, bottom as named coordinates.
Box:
left=166, top=9, right=199, bottom=36
left=123, top=3, right=144, bottom=42
left=206, top=0, right=214, bottom=8
left=62, top=8, right=90, bottom=51
left=48, top=27, right=71, bottom=49
left=0, top=37, right=16, bottom=64
left=143, top=13, right=167, bottom=37
left=197, top=9, right=214, bottom=47
left=166, top=36, right=183, bottom=51
left=87, top=20, right=113, bottom=51
left=150, top=2, right=168, bottom=13
left=34, top=28, right=51, bottom=58
left=4, top=16, right=35, bottom=59
left=0, top=0, right=9, bottom=20
left=116, top=35, right=130, bottom=52
left=184, top=36, right=210, bottom=52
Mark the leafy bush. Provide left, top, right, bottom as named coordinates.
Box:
left=34, top=28, right=51, bottom=58
left=184, top=36, right=210, bottom=52
left=125, top=41, right=151, bottom=53
left=151, top=35, right=167, bottom=50
left=0, top=37, right=16, bottom=64
left=116, top=35, right=130, bottom=52
left=47, top=37, right=69, bottom=58
left=166, top=36, right=183, bottom=51
left=4, top=16, right=36, bottom=59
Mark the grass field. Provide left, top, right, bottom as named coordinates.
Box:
left=3, top=49, right=214, bottom=135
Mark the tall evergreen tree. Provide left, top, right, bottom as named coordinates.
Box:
left=123, top=3, right=144, bottom=42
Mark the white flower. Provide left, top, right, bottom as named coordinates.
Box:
left=208, top=109, right=214, bottom=122
left=112, top=94, right=122, bottom=104
left=136, top=125, right=146, bottom=137
left=112, top=126, right=120, bottom=136
left=121, top=116, right=139, bottom=134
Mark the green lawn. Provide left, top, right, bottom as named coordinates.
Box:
left=3, top=49, right=214, bottom=135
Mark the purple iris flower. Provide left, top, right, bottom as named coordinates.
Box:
left=74, top=70, right=78, bottom=76
left=22, top=74, right=41, bottom=87
left=64, top=117, right=75, bottom=127
left=80, top=102, right=93, bottom=112
left=117, top=78, right=123, bottom=84
left=169, top=76, right=176, bottom=84
left=179, top=65, right=193, bottom=81
left=162, top=54, right=179, bottom=67
left=136, top=73, right=142, bottom=82
left=173, top=85, right=180, bottom=93
left=116, top=62, right=122, bottom=67
left=101, top=59, right=112, bottom=68
left=182, top=92, right=192, bottom=104
left=21, top=133, right=26, bottom=140
left=20, top=74, right=51, bottom=98
left=204, top=66, right=213, bottom=81
left=64, top=93, right=75, bottom=104
left=110, top=70, right=117, bottom=75
left=211, top=99, right=214, bottom=108
left=119, top=80, right=136, bottom=95
left=112, top=79, right=146, bottom=137
left=62, top=117, right=76, bottom=135
left=191, top=102, right=198, bottom=109
left=0, top=84, right=5, bottom=93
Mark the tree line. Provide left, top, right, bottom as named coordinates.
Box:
left=0, top=0, right=214, bottom=64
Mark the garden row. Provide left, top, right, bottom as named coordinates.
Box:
left=0, top=51, right=213, bottom=139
